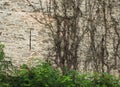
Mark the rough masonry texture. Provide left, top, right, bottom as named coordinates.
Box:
left=0, top=0, right=120, bottom=76
left=0, top=0, right=52, bottom=66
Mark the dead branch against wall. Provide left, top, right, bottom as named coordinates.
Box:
left=84, top=0, right=120, bottom=74
left=46, top=0, right=84, bottom=73
left=26, top=0, right=120, bottom=75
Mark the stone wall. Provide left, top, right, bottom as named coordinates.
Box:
left=0, top=0, right=120, bottom=77
left=0, top=0, right=51, bottom=66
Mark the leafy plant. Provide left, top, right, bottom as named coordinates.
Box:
left=0, top=60, right=120, bottom=87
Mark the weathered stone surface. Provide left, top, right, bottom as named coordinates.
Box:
left=0, top=0, right=120, bottom=77
left=0, top=0, right=52, bottom=66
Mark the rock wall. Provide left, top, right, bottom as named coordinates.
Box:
left=0, top=0, right=51, bottom=66
left=0, top=0, right=120, bottom=77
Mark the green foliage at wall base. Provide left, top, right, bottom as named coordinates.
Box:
left=0, top=62, right=120, bottom=87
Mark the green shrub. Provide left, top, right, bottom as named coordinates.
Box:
left=0, top=43, right=13, bottom=73
left=0, top=43, right=5, bottom=70
left=91, top=73, right=120, bottom=87
left=1, top=62, right=118, bottom=87
left=0, top=53, right=119, bottom=87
